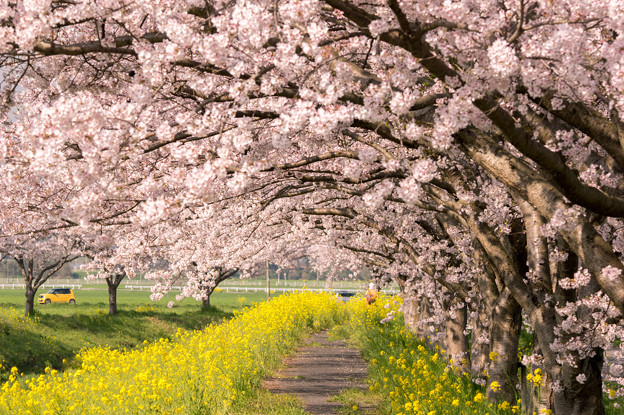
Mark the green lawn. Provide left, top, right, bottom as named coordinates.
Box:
left=0, top=288, right=270, bottom=381
left=0, top=288, right=268, bottom=314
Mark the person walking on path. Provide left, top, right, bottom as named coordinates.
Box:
left=365, top=283, right=378, bottom=305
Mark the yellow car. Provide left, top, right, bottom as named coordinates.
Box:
left=38, top=288, right=76, bottom=305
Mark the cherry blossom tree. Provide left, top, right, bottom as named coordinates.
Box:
left=2, top=0, right=624, bottom=413
left=2, top=233, right=81, bottom=316
left=0, top=160, right=85, bottom=316
left=82, top=256, right=128, bottom=316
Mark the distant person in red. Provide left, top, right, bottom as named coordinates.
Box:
left=365, top=283, right=379, bottom=305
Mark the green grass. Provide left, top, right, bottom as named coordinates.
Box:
left=228, top=389, right=308, bottom=414
left=0, top=288, right=268, bottom=313
left=0, top=289, right=270, bottom=381
left=330, top=388, right=384, bottom=415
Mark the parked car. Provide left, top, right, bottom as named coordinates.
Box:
left=38, top=288, right=76, bottom=305
left=335, top=291, right=357, bottom=302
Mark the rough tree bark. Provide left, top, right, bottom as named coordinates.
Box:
left=471, top=248, right=501, bottom=380
left=517, top=197, right=557, bottom=415
left=403, top=294, right=434, bottom=340
left=457, top=130, right=624, bottom=314
left=442, top=291, right=469, bottom=370
left=482, top=217, right=526, bottom=404
left=552, top=240, right=605, bottom=415
left=487, top=288, right=522, bottom=403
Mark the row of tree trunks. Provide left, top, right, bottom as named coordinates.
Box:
left=401, top=175, right=606, bottom=413
left=458, top=131, right=607, bottom=415
left=18, top=263, right=235, bottom=318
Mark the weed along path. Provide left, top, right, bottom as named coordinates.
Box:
left=263, top=331, right=372, bottom=414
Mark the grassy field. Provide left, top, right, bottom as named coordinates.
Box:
left=0, top=288, right=270, bottom=381
left=0, top=287, right=268, bottom=313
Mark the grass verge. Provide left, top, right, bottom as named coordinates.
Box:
left=228, top=388, right=308, bottom=415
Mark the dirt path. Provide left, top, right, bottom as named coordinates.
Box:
left=263, top=331, right=370, bottom=414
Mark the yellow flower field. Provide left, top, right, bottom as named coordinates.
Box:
left=0, top=292, right=345, bottom=414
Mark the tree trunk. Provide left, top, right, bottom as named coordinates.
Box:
left=471, top=248, right=501, bottom=380
left=108, top=282, right=118, bottom=315
left=521, top=345, right=554, bottom=415
left=25, top=286, right=36, bottom=317
left=552, top=352, right=605, bottom=415
left=106, top=273, right=125, bottom=315
left=529, top=306, right=606, bottom=415
left=202, top=281, right=221, bottom=311
left=15, top=255, right=78, bottom=318
left=202, top=294, right=210, bottom=311
left=21, top=259, right=36, bottom=317
left=438, top=207, right=524, bottom=404
left=457, top=131, right=624, bottom=314
left=403, top=295, right=432, bottom=340
left=443, top=293, right=469, bottom=370
left=487, top=288, right=522, bottom=404
left=402, top=295, right=418, bottom=333
left=471, top=316, right=490, bottom=380
left=516, top=196, right=556, bottom=414
left=541, top=241, right=606, bottom=415
left=196, top=267, right=237, bottom=311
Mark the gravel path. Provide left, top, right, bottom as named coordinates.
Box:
left=263, top=331, right=370, bottom=414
